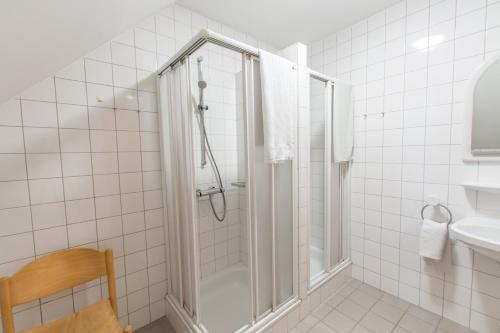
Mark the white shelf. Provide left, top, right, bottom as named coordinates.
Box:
left=461, top=183, right=500, bottom=194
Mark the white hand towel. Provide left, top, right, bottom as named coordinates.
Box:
left=258, top=49, right=298, bottom=163
left=419, top=218, right=448, bottom=260
left=333, top=80, right=354, bottom=163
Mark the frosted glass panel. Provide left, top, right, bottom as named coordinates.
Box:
left=275, top=161, right=293, bottom=305
left=309, top=77, right=326, bottom=280
left=253, top=61, right=273, bottom=316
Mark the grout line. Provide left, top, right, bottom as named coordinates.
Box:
left=395, top=0, right=410, bottom=303
left=17, top=93, right=45, bottom=322
left=378, top=8, right=387, bottom=292
left=52, top=74, right=77, bottom=314
left=136, top=20, right=155, bottom=323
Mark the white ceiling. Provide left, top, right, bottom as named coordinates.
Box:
left=0, top=0, right=397, bottom=104
left=0, top=0, right=174, bottom=104
left=177, top=0, right=398, bottom=48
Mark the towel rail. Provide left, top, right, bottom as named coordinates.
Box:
left=420, top=203, right=453, bottom=224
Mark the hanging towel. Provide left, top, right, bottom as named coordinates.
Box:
left=259, top=49, right=298, bottom=163
left=419, top=218, right=448, bottom=260
left=333, top=81, right=354, bottom=163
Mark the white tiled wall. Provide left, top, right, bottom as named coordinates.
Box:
left=309, top=0, right=500, bottom=331
left=0, top=3, right=274, bottom=332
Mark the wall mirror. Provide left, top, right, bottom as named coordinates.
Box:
left=464, top=54, right=500, bottom=161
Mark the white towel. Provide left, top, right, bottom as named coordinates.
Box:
left=419, top=218, right=448, bottom=260
left=333, top=80, right=354, bottom=163
left=259, top=49, right=297, bottom=163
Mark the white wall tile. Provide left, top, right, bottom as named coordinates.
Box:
left=59, top=129, right=91, bottom=153
left=32, top=202, right=66, bottom=230
left=29, top=178, right=64, bottom=204
left=63, top=175, right=94, bottom=200
left=456, top=0, right=486, bottom=15
left=67, top=220, right=97, bottom=246
left=92, top=152, right=119, bottom=174
left=55, top=78, right=87, bottom=105
left=113, top=65, right=138, bottom=89
left=26, top=153, right=62, bottom=179
left=0, top=180, right=30, bottom=209
left=0, top=232, right=34, bottom=263
left=66, top=198, right=95, bottom=224
left=61, top=153, right=92, bottom=177
left=85, top=59, right=113, bottom=85
left=24, top=127, right=60, bottom=153
left=0, top=206, right=31, bottom=236
left=90, top=130, right=117, bottom=152
left=135, top=28, right=157, bottom=52
left=87, top=83, right=115, bottom=108
left=111, top=42, right=136, bottom=67
left=88, top=107, right=116, bottom=130
left=0, top=126, right=25, bottom=153
left=0, top=154, right=27, bottom=181
left=34, top=226, right=68, bottom=255
left=57, top=104, right=89, bottom=129
left=95, top=194, right=121, bottom=219
left=21, top=100, right=58, bottom=127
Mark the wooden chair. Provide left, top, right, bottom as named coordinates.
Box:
left=0, top=248, right=132, bottom=333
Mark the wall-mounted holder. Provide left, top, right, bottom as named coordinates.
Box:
left=420, top=195, right=453, bottom=224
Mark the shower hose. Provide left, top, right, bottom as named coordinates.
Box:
left=199, top=115, right=227, bottom=222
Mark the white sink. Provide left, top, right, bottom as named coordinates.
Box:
left=450, top=217, right=500, bottom=262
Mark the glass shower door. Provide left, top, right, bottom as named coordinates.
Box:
left=250, top=58, right=295, bottom=318
left=189, top=44, right=252, bottom=333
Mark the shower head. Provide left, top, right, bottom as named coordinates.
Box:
left=197, top=56, right=207, bottom=89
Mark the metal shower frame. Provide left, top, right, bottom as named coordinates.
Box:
left=158, top=29, right=300, bottom=333
left=157, top=29, right=352, bottom=333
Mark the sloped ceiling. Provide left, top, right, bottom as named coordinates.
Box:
left=177, top=0, right=398, bottom=48
left=0, top=0, right=174, bottom=104
left=1, top=0, right=398, bottom=104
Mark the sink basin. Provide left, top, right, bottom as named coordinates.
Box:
left=450, top=217, right=500, bottom=262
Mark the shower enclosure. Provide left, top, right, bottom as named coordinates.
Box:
left=308, top=73, right=348, bottom=288
left=158, top=30, right=298, bottom=333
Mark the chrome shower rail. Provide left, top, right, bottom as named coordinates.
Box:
left=157, top=29, right=260, bottom=76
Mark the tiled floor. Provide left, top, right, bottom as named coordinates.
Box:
left=292, top=279, right=477, bottom=333
left=136, top=279, right=478, bottom=333
left=135, top=316, right=176, bottom=333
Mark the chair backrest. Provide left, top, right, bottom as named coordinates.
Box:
left=0, top=248, right=117, bottom=333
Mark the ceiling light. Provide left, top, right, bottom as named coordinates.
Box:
left=412, top=35, right=445, bottom=50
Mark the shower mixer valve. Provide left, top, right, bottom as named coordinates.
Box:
left=196, top=186, right=225, bottom=197
left=195, top=55, right=227, bottom=221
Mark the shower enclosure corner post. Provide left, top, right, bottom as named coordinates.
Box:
left=185, top=58, right=202, bottom=325
left=324, top=81, right=333, bottom=273
left=157, top=58, right=201, bottom=326
left=156, top=73, right=172, bottom=298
